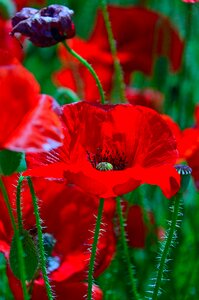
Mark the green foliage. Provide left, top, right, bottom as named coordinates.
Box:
left=9, top=230, right=39, bottom=281
left=0, top=150, right=22, bottom=175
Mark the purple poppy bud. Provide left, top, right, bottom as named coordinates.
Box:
left=10, top=4, right=75, bottom=47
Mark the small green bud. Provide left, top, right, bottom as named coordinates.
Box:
left=96, top=162, right=113, bottom=171
left=175, top=164, right=192, bottom=193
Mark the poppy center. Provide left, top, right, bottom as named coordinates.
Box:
left=87, top=147, right=128, bottom=171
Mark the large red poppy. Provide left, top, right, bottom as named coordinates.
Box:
left=0, top=175, right=115, bottom=298
left=25, top=102, right=180, bottom=198
left=0, top=50, right=63, bottom=152
left=54, top=6, right=184, bottom=101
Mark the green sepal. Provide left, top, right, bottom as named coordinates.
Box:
left=54, top=87, right=80, bottom=105
left=9, top=230, right=39, bottom=281
left=0, top=150, right=23, bottom=175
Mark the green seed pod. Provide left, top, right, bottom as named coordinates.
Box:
left=175, top=164, right=192, bottom=193
left=9, top=230, right=39, bottom=281
left=96, top=162, right=113, bottom=171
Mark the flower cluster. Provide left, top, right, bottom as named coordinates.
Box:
left=0, top=1, right=197, bottom=299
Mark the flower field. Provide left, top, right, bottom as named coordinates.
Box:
left=0, top=0, right=199, bottom=299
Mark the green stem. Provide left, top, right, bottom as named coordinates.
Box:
left=16, top=176, right=24, bottom=233
left=27, top=177, right=54, bottom=300
left=100, top=0, right=126, bottom=103
left=62, top=41, right=105, bottom=104
left=87, top=198, right=105, bottom=300
left=116, top=197, right=141, bottom=300
left=0, top=177, right=29, bottom=300
left=152, top=194, right=181, bottom=300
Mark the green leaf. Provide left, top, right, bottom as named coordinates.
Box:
left=9, top=230, right=39, bottom=281
left=0, top=150, right=23, bottom=175
left=54, top=87, right=80, bottom=105
left=0, top=0, right=15, bottom=20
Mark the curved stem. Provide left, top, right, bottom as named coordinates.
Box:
left=152, top=194, right=181, bottom=300
left=62, top=41, right=105, bottom=104
left=116, top=197, right=141, bottom=300
left=0, top=177, right=29, bottom=300
left=27, top=177, right=54, bottom=300
left=87, top=198, right=105, bottom=300
left=100, top=0, right=126, bottom=103
left=16, top=176, right=24, bottom=233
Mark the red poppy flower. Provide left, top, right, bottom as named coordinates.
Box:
left=0, top=18, right=23, bottom=61
left=162, top=113, right=199, bottom=189
left=90, top=6, right=184, bottom=76
left=25, top=102, right=180, bottom=198
left=126, top=87, right=164, bottom=112
left=54, top=6, right=183, bottom=102
left=0, top=175, right=115, bottom=298
left=0, top=50, right=63, bottom=152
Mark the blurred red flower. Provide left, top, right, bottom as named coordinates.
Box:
left=125, top=87, right=164, bottom=112
left=54, top=6, right=184, bottom=101
left=182, top=0, right=199, bottom=3
left=126, top=204, right=158, bottom=248
left=25, top=102, right=180, bottom=198
left=162, top=113, right=199, bottom=189
left=0, top=175, right=115, bottom=299
left=0, top=18, right=23, bottom=61
left=14, top=0, right=46, bottom=11
left=0, top=50, right=63, bottom=152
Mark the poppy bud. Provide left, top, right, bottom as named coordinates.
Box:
left=175, top=164, right=192, bottom=193
left=10, top=4, right=75, bottom=47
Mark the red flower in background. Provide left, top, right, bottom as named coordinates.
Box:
left=126, top=205, right=159, bottom=248
left=162, top=112, right=199, bottom=189
left=0, top=50, right=63, bottom=152
left=125, top=87, right=164, bottom=112
left=0, top=18, right=23, bottom=61
left=0, top=175, right=115, bottom=299
left=14, top=0, right=46, bottom=11
left=182, top=0, right=199, bottom=3
left=25, top=102, right=180, bottom=198
left=53, top=38, right=113, bottom=102
left=54, top=6, right=184, bottom=101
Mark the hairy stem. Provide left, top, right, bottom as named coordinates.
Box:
left=0, top=177, right=29, bottom=300
left=100, top=0, right=126, bottom=103
left=62, top=41, right=105, bottom=104
left=151, top=193, right=181, bottom=300
left=116, top=197, right=141, bottom=300
left=16, top=176, right=24, bottom=233
left=27, top=177, right=54, bottom=300
left=87, top=198, right=105, bottom=300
